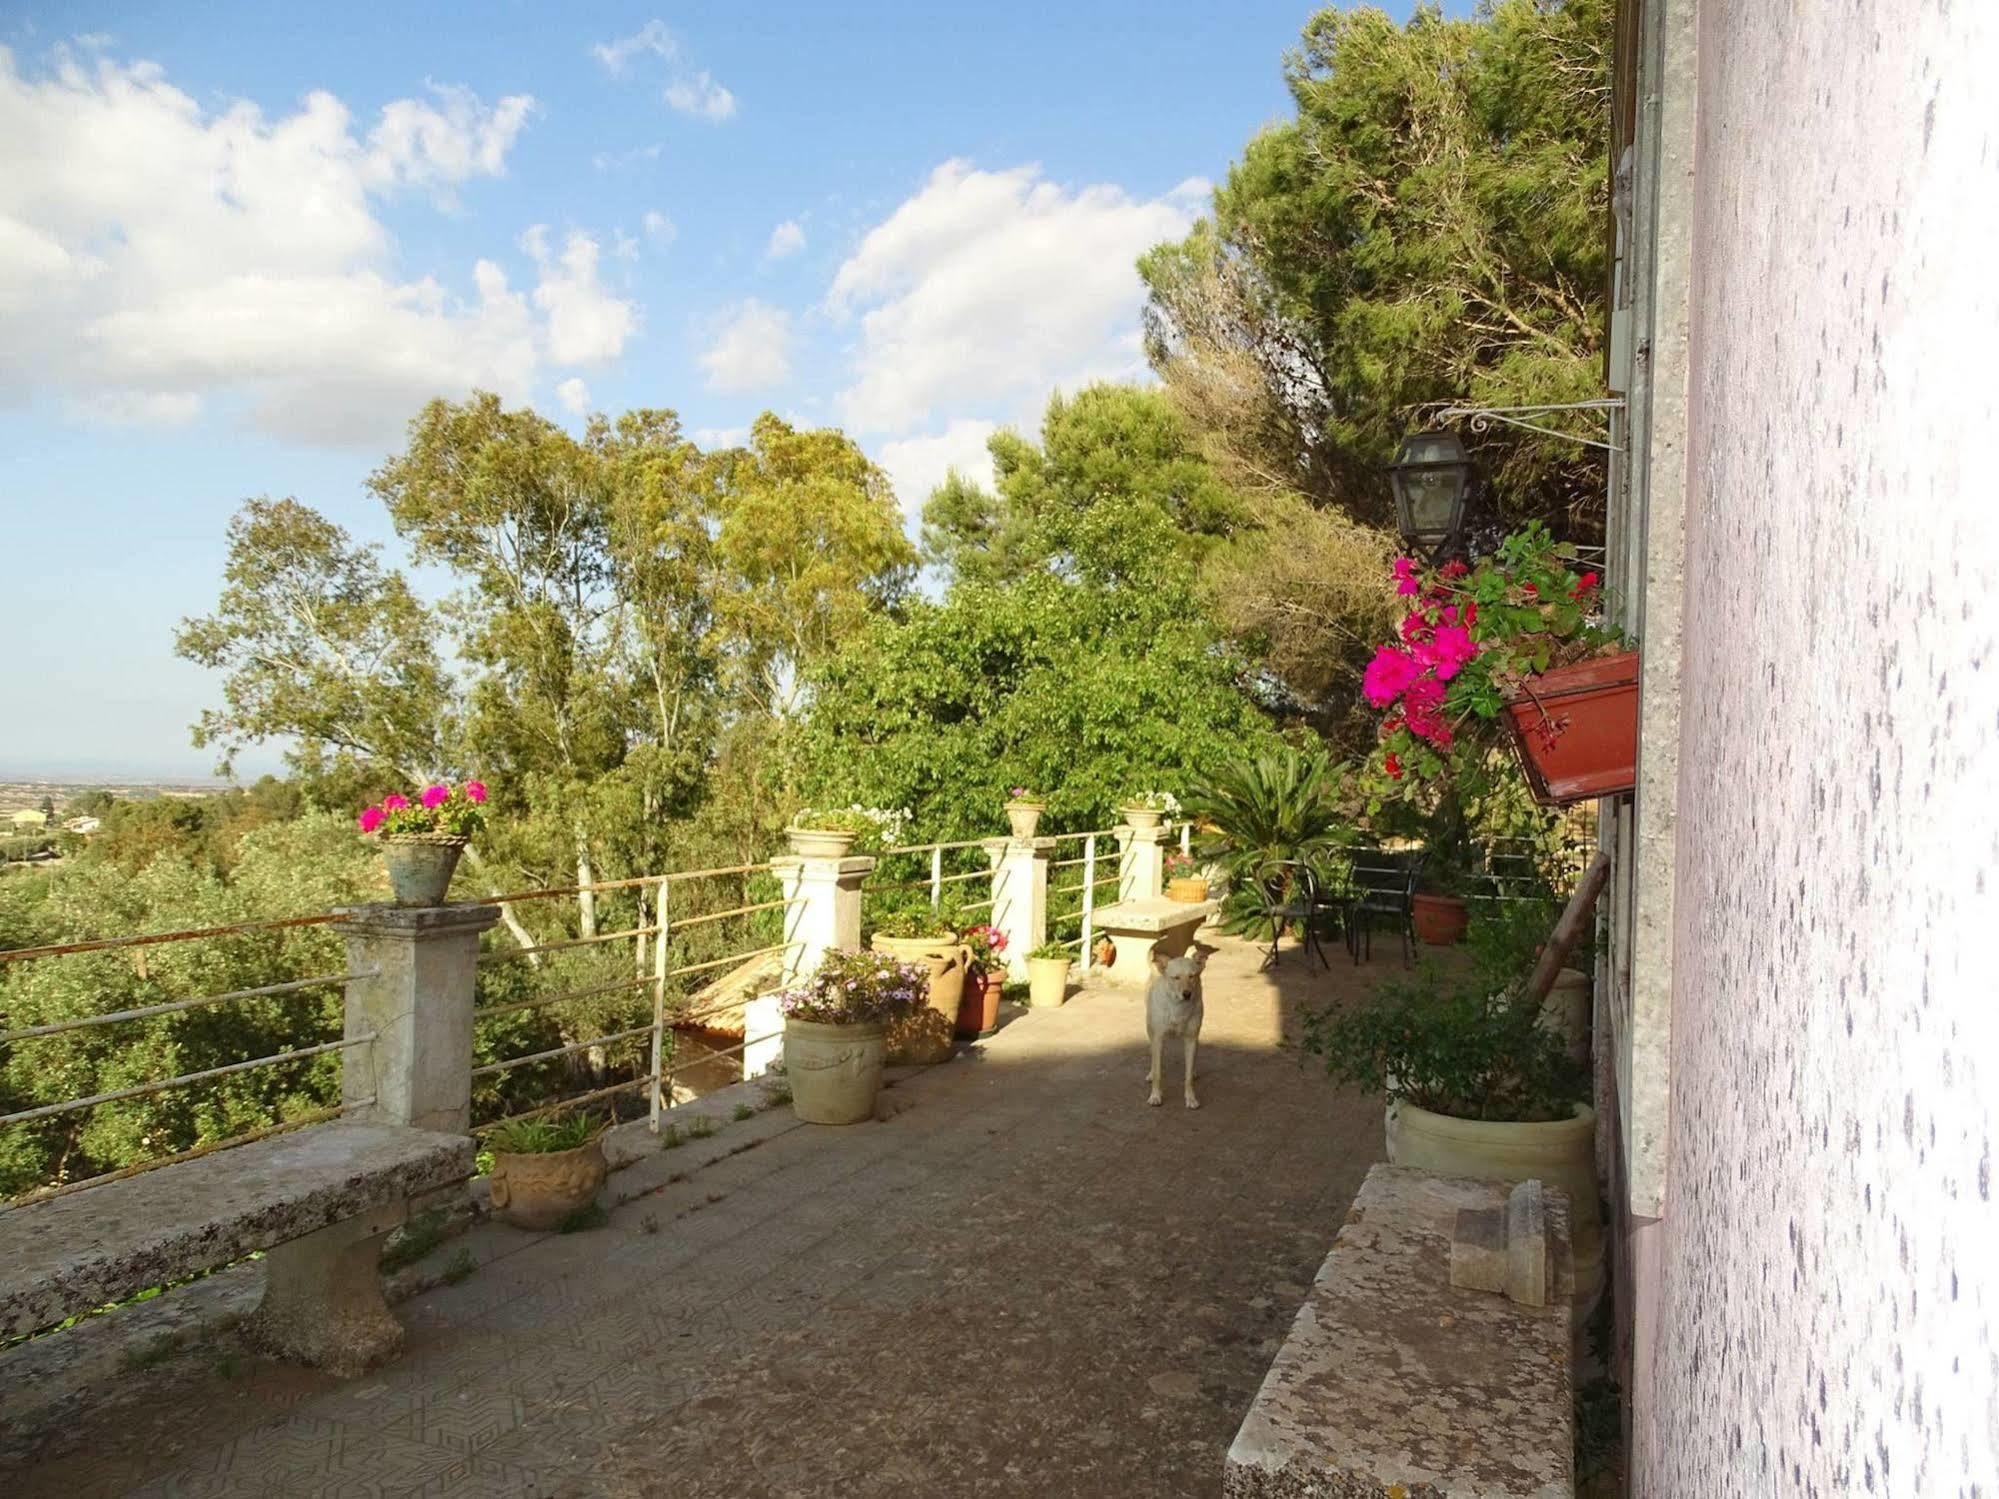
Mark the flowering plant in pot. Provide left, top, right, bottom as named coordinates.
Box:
left=778, top=949, right=929, bottom=1124
left=957, top=922, right=1009, bottom=1036
left=1002, top=787, right=1045, bottom=840
left=868, top=892, right=965, bottom=1064
left=486, top=1112, right=607, bottom=1231
left=1025, top=940, right=1074, bottom=1008
left=787, top=805, right=909, bottom=859
left=1163, top=850, right=1208, bottom=903
left=1359, top=523, right=1634, bottom=810
left=357, top=780, right=487, bottom=906
left=1121, top=789, right=1180, bottom=832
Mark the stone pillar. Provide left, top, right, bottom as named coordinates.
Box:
left=774, top=853, right=874, bottom=984
left=982, top=836, right=1054, bottom=982
left=741, top=992, right=784, bottom=1080
left=1118, top=820, right=1172, bottom=903
left=336, top=903, right=500, bottom=1136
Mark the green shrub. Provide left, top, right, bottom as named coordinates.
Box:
left=485, top=1113, right=601, bottom=1156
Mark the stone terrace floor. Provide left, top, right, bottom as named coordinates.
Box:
left=4, top=933, right=1396, bottom=1499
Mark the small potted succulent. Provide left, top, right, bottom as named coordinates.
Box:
left=1121, top=789, right=1179, bottom=832
left=869, top=894, right=966, bottom=1064
left=1026, top=940, right=1073, bottom=1008
left=957, top=922, right=1008, bottom=1036
left=486, top=1112, right=608, bottom=1231
left=778, top=948, right=929, bottom=1124
left=1003, top=787, right=1046, bottom=840
left=357, top=779, right=487, bottom=906
left=1163, top=850, right=1209, bottom=903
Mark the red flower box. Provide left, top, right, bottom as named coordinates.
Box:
left=1502, top=650, right=1639, bottom=805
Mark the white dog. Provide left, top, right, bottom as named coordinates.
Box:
left=1146, top=947, right=1209, bottom=1109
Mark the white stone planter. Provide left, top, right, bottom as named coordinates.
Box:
left=1026, top=956, right=1072, bottom=1008
left=1121, top=807, right=1166, bottom=832
left=1003, top=801, right=1044, bottom=839
left=1387, top=1099, right=1602, bottom=1307
left=786, top=827, right=859, bottom=859
left=784, top=1017, right=887, bottom=1125
left=1540, top=967, right=1590, bottom=1065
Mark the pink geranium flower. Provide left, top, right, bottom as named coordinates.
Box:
left=421, top=784, right=450, bottom=810
left=1415, top=624, right=1477, bottom=681
left=464, top=780, right=487, bottom=804
left=1391, top=556, right=1421, bottom=597
left=357, top=806, right=385, bottom=834
left=382, top=793, right=409, bottom=811
left=1362, top=646, right=1421, bottom=708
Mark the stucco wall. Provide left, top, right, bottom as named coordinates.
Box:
left=1641, top=1, right=1999, bottom=1492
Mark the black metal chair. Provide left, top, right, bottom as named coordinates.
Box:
left=1344, top=849, right=1420, bottom=966
left=1255, top=859, right=1338, bottom=971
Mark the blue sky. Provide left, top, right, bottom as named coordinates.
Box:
left=0, top=1, right=1443, bottom=779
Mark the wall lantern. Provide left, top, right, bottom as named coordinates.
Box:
left=1388, top=431, right=1480, bottom=564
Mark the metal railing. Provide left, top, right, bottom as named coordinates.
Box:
left=1045, top=829, right=1125, bottom=974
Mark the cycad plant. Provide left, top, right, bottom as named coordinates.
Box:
left=1181, top=747, right=1354, bottom=931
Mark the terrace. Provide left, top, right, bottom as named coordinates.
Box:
left=0, top=816, right=1586, bottom=1498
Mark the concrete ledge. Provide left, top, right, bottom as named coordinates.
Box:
left=1094, top=897, right=1221, bottom=985
left=1225, top=1164, right=1574, bottom=1499
left=0, top=1123, right=472, bottom=1342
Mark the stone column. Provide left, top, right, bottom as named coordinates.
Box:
left=774, top=853, right=875, bottom=985
left=983, top=836, right=1053, bottom=982
left=1118, top=820, right=1172, bottom=903
left=336, top=903, right=499, bottom=1136
left=740, top=992, right=784, bottom=1080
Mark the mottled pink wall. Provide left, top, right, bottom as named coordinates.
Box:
left=1640, top=1, right=1999, bottom=1493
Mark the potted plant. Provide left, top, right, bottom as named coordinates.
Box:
left=1163, top=850, right=1209, bottom=903
left=357, top=779, right=487, bottom=906
left=786, top=804, right=909, bottom=859
left=1003, top=787, right=1045, bottom=840
left=1121, top=789, right=1180, bottom=833
left=777, top=949, right=929, bottom=1124
left=1025, top=941, right=1073, bottom=1008
left=1409, top=800, right=1479, bottom=946
left=486, top=1112, right=607, bottom=1231
left=1300, top=916, right=1602, bottom=1305
left=869, top=894, right=966, bottom=1064
left=1360, top=523, right=1635, bottom=809
left=958, top=922, right=1008, bottom=1036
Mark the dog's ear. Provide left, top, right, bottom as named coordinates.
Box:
left=1187, top=947, right=1212, bottom=973
left=1151, top=947, right=1171, bottom=975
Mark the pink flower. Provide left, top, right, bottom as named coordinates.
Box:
left=357, top=806, right=385, bottom=834
left=1415, top=624, right=1477, bottom=682
left=382, top=794, right=409, bottom=812
left=421, top=784, right=450, bottom=810
left=1391, top=557, right=1421, bottom=597
left=1398, top=612, right=1432, bottom=645
left=1362, top=646, right=1421, bottom=708
left=464, top=780, right=488, bottom=804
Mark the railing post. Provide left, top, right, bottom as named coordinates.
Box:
left=1119, top=817, right=1171, bottom=903
left=930, top=845, right=943, bottom=911
left=1080, top=834, right=1098, bottom=975
left=1180, top=822, right=1192, bottom=857
left=775, top=850, right=874, bottom=986
left=335, top=903, right=499, bottom=1135
left=649, top=878, right=670, bottom=1130
left=983, top=834, right=1053, bottom=983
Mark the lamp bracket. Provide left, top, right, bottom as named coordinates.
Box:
left=1433, top=399, right=1626, bottom=454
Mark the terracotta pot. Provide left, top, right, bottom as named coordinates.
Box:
left=489, top=1138, right=607, bottom=1231
left=957, top=969, right=1000, bottom=1037
left=1503, top=650, right=1639, bottom=805
left=1121, top=806, right=1167, bottom=832
left=870, top=934, right=964, bottom=1064
left=787, top=827, right=859, bottom=859
left=1410, top=892, right=1469, bottom=945
left=380, top=836, right=466, bottom=907
left=1026, top=956, right=1071, bottom=1008
left=784, top=1017, right=887, bottom=1125
left=1388, top=1099, right=1602, bottom=1308
left=1004, top=801, right=1044, bottom=839
left=1165, top=876, right=1209, bottom=904
left=1093, top=935, right=1117, bottom=970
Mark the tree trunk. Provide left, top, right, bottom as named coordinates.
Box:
left=461, top=845, right=541, bottom=968
left=573, top=821, right=598, bottom=939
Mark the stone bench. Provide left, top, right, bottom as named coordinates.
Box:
left=1091, top=896, right=1221, bottom=986
left=1225, top=1164, right=1575, bottom=1498
left=0, top=1122, right=472, bottom=1376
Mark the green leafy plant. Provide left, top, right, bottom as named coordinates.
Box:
left=731, top=1102, right=755, bottom=1122
left=1183, top=746, right=1353, bottom=931
left=485, top=1112, right=602, bottom=1156
left=441, top=1248, right=478, bottom=1285
left=790, top=805, right=910, bottom=851
left=959, top=922, right=1008, bottom=976
left=1027, top=941, right=1073, bottom=961
left=866, top=887, right=958, bottom=940
left=1123, top=790, right=1180, bottom=813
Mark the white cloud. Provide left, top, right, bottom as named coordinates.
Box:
left=692, top=424, right=748, bottom=449
left=827, top=159, right=1197, bottom=435
left=0, top=46, right=625, bottom=446
left=555, top=376, right=590, bottom=416
left=664, top=72, right=735, bottom=122
left=699, top=299, right=791, bottom=394
left=875, top=418, right=998, bottom=520
left=524, top=227, right=638, bottom=365
left=765, top=219, right=806, bottom=261
left=643, top=210, right=676, bottom=245
left=591, top=21, right=677, bottom=74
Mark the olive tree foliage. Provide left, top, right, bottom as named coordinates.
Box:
left=1140, top=0, right=1613, bottom=537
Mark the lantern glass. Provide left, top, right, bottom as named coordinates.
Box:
left=1389, top=431, right=1476, bottom=558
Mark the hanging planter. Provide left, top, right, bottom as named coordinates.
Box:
left=1502, top=650, right=1639, bottom=805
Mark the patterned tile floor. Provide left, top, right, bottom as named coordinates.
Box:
left=4, top=935, right=1393, bottom=1498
